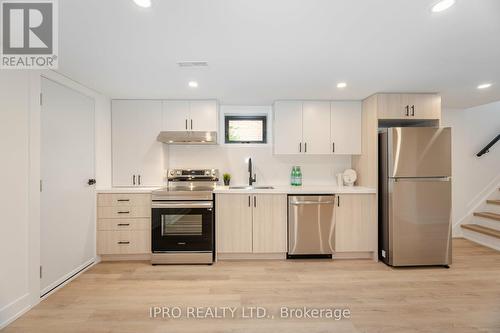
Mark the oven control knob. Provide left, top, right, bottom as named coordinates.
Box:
left=176, top=170, right=181, bottom=175
left=169, top=170, right=174, bottom=176
left=205, top=170, right=210, bottom=175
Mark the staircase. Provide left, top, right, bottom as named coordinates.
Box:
left=461, top=188, right=500, bottom=251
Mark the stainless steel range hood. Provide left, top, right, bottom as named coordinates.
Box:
left=157, top=131, right=217, bottom=145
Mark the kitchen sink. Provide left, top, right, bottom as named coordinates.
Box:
left=228, top=185, right=274, bottom=190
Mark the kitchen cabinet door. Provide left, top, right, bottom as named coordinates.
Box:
left=189, top=100, right=218, bottom=132
left=162, top=100, right=190, bottom=131
left=112, top=100, right=164, bottom=186
left=335, top=194, right=376, bottom=252
left=216, top=194, right=253, bottom=253
left=302, top=101, right=331, bottom=154
left=273, top=101, right=303, bottom=154
left=330, top=101, right=361, bottom=155
left=403, top=94, right=441, bottom=120
left=377, top=94, right=405, bottom=119
left=252, top=194, right=287, bottom=253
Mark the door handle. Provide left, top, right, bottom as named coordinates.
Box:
left=132, top=175, right=136, bottom=185
left=411, top=105, right=415, bottom=116
left=405, top=105, right=409, bottom=116
left=87, top=179, right=96, bottom=185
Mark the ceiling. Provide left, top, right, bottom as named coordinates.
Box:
left=58, top=0, right=500, bottom=109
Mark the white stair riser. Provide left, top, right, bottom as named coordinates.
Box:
left=485, top=204, right=500, bottom=214
left=472, top=217, right=500, bottom=231
left=462, top=229, right=500, bottom=252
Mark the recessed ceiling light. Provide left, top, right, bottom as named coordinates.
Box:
left=188, top=81, right=198, bottom=88
left=337, top=82, right=347, bottom=89
left=133, top=0, right=151, bottom=8
left=431, top=0, right=455, bottom=13
left=477, top=83, right=492, bottom=90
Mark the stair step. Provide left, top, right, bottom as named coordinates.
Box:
left=486, top=200, right=500, bottom=206
left=461, top=224, right=500, bottom=239
left=474, top=212, right=500, bottom=221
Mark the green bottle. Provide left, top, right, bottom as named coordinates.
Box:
left=296, top=166, right=302, bottom=186
left=291, top=166, right=297, bottom=186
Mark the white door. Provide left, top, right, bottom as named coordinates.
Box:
left=330, top=101, right=361, bottom=155
left=162, top=100, right=190, bottom=131
left=302, top=101, right=331, bottom=154
left=273, top=101, right=303, bottom=154
left=112, top=100, right=164, bottom=186
left=189, top=100, right=218, bottom=131
left=41, top=77, right=95, bottom=296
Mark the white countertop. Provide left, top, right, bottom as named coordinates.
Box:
left=213, top=185, right=376, bottom=194
left=96, top=187, right=160, bottom=194
left=96, top=185, right=376, bottom=195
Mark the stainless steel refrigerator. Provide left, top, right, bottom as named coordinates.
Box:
left=379, top=127, right=452, bottom=267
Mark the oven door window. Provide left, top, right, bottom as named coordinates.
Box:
left=162, top=214, right=203, bottom=236
left=152, top=206, right=213, bottom=252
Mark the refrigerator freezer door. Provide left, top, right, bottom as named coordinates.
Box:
left=388, top=127, right=451, bottom=178
left=389, top=178, right=452, bottom=266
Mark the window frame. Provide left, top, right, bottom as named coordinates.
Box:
left=224, top=115, right=268, bottom=144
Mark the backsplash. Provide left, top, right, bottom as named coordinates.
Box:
left=167, top=145, right=351, bottom=186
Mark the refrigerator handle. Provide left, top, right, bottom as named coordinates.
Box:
left=393, top=177, right=451, bottom=182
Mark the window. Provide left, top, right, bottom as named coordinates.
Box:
left=224, top=115, right=267, bottom=144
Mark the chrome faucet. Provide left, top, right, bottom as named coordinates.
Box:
left=248, top=158, right=257, bottom=186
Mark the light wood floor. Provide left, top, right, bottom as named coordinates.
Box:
left=3, top=239, right=500, bottom=333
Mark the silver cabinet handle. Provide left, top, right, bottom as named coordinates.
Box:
left=152, top=201, right=213, bottom=209
left=290, top=201, right=335, bottom=205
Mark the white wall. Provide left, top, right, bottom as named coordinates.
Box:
left=442, top=102, right=500, bottom=235
left=0, top=71, right=39, bottom=328
left=168, top=105, right=351, bottom=185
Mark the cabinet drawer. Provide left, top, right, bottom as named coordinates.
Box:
left=97, top=230, right=150, bottom=255
left=97, top=206, right=151, bottom=219
left=97, top=193, right=151, bottom=207
left=98, top=218, right=150, bottom=231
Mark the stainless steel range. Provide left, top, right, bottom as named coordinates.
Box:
left=151, top=169, right=219, bottom=264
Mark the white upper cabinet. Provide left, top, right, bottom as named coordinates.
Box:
left=273, top=101, right=303, bottom=154
left=189, top=100, right=218, bottom=132
left=162, top=100, right=190, bottom=131
left=162, top=100, right=218, bottom=132
left=112, top=100, right=164, bottom=187
left=302, top=101, right=331, bottom=154
left=330, top=101, right=361, bottom=155
left=274, top=100, right=361, bottom=155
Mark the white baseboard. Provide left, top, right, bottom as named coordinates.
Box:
left=0, top=293, right=32, bottom=330
left=40, top=257, right=96, bottom=298
left=462, top=230, right=500, bottom=252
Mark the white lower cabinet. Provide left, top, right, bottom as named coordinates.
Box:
left=216, top=194, right=287, bottom=256
left=335, top=194, right=377, bottom=253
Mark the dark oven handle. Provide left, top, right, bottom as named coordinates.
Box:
left=152, top=201, right=213, bottom=209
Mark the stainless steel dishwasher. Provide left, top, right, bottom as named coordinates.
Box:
left=287, top=195, right=336, bottom=258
